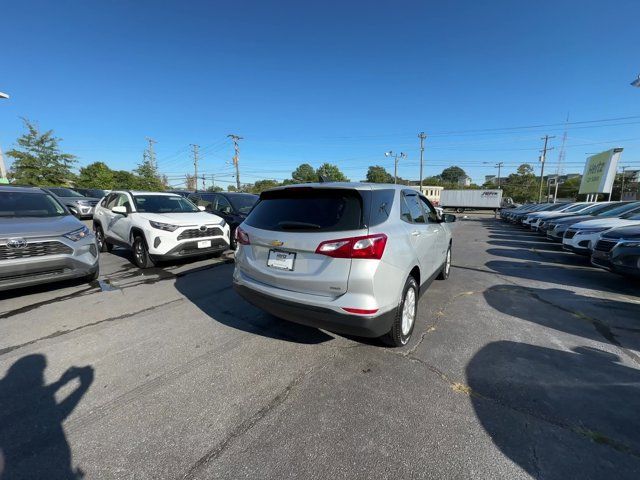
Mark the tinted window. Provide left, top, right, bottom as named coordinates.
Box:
left=246, top=188, right=363, bottom=232
left=228, top=194, right=258, bottom=214
left=134, top=195, right=199, bottom=213
left=419, top=196, right=439, bottom=222
left=367, top=189, right=395, bottom=226
left=401, top=193, right=426, bottom=223
left=216, top=195, right=233, bottom=213
left=0, top=191, right=67, bottom=217
left=48, top=187, right=84, bottom=198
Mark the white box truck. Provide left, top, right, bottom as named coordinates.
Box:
left=440, top=189, right=512, bottom=212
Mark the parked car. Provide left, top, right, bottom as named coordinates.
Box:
left=73, top=188, right=110, bottom=199
left=233, top=183, right=455, bottom=347
left=187, top=192, right=258, bottom=248
left=545, top=202, right=638, bottom=241
left=0, top=185, right=99, bottom=291
left=93, top=191, right=230, bottom=268
left=522, top=202, right=572, bottom=229
left=42, top=187, right=101, bottom=219
left=166, top=189, right=194, bottom=198
left=562, top=202, right=640, bottom=254
left=591, top=224, right=640, bottom=277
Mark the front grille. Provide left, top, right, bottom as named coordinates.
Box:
left=0, top=268, right=68, bottom=281
left=564, top=230, right=577, bottom=239
left=0, top=241, right=73, bottom=260
left=593, top=240, right=617, bottom=252
left=177, top=227, right=224, bottom=240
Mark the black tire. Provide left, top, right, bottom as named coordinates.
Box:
left=94, top=225, right=113, bottom=253
left=132, top=235, right=155, bottom=269
left=455, top=207, right=465, bottom=213
left=382, top=276, right=418, bottom=347
left=437, top=246, right=451, bottom=280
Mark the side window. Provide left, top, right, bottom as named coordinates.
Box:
left=216, top=195, right=233, bottom=214
left=420, top=196, right=439, bottom=223
left=400, top=194, right=412, bottom=223
left=101, top=193, right=114, bottom=207
left=115, top=194, right=132, bottom=212
left=401, top=192, right=426, bottom=224
left=368, top=189, right=395, bottom=226
left=105, top=194, right=119, bottom=209
left=199, top=194, right=215, bottom=211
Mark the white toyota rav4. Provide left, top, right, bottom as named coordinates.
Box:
left=93, top=190, right=230, bottom=268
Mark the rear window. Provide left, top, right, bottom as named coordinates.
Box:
left=246, top=188, right=364, bottom=232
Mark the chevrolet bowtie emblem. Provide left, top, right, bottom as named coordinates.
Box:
left=270, top=240, right=284, bottom=247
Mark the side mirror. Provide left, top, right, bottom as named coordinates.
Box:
left=198, top=205, right=206, bottom=211
left=112, top=206, right=127, bottom=215
left=443, top=213, right=457, bottom=223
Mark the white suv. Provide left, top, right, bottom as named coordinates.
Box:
left=93, top=191, right=230, bottom=268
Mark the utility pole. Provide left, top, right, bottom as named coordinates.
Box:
left=418, top=132, right=427, bottom=193
left=190, top=144, right=199, bottom=192
left=210, top=174, right=216, bottom=191
left=145, top=137, right=157, bottom=169
left=620, top=166, right=630, bottom=200
left=228, top=134, right=243, bottom=190
left=538, top=135, right=555, bottom=203
left=202, top=174, right=206, bottom=191
left=495, top=162, right=504, bottom=188
left=385, top=151, right=406, bottom=184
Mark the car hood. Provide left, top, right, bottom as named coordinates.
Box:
left=602, top=225, right=640, bottom=240
left=137, top=211, right=225, bottom=226
left=0, top=215, right=85, bottom=238
left=570, top=218, right=640, bottom=230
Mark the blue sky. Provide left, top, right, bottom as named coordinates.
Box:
left=1, top=0, right=639, bottom=188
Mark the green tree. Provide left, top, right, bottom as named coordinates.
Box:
left=502, top=163, right=538, bottom=202
left=557, top=176, right=581, bottom=200
left=227, top=185, right=238, bottom=192
left=250, top=179, right=280, bottom=193
left=113, top=170, right=138, bottom=189
left=366, top=165, right=394, bottom=183
left=291, top=163, right=318, bottom=183
left=7, top=119, right=76, bottom=186
left=440, top=166, right=466, bottom=184
left=316, top=163, right=349, bottom=182
left=76, top=162, right=115, bottom=189
left=134, top=154, right=164, bottom=191
left=207, top=185, right=223, bottom=192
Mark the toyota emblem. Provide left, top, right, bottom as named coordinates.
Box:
left=199, top=225, right=207, bottom=232
left=7, top=238, right=27, bottom=249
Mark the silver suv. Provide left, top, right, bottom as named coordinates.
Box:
left=0, top=186, right=99, bottom=291
left=233, top=183, right=454, bottom=347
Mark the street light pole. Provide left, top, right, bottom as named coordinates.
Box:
left=0, top=91, right=9, bottom=182
left=385, top=151, right=406, bottom=184
left=418, top=132, right=426, bottom=193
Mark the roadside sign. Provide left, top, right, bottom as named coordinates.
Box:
left=578, top=148, right=623, bottom=195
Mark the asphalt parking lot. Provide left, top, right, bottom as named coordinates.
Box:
left=1, top=213, right=639, bottom=479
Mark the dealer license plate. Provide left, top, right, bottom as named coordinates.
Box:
left=267, top=249, right=296, bottom=271
left=197, top=240, right=212, bottom=249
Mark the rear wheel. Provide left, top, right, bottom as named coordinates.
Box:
left=455, top=207, right=465, bottom=213
left=437, top=246, right=451, bottom=280
left=132, top=235, right=155, bottom=269
left=383, top=276, right=418, bottom=347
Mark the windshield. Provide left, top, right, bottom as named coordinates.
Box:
left=134, top=195, right=199, bottom=213
left=579, top=203, right=620, bottom=215
left=48, top=187, right=84, bottom=198
left=229, top=194, right=258, bottom=214
left=600, top=203, right=640, bottom=218
left=563, top=203, right=590, bottom=212
left=0, top=191, right=68, bottom=217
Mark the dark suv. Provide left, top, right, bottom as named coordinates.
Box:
left=188, top=192, right=258, bottom=247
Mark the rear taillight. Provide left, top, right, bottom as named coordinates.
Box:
left=315, top=233, right=387, bottom=259
left=235, top=226, right=250, bottom=245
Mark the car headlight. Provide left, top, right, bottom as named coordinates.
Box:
left=149, top=220, right=179, bottom=232
left=619, top=241, right=640, bottom=248
left=219, top=219, right=226, bottom=228
left=64, top=225, right=91, bottom=241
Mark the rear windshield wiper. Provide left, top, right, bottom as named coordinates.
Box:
left=277, top=221, right=322, bottom=230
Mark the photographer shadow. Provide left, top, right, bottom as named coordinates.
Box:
left=0, top=354, right=94, bottom=479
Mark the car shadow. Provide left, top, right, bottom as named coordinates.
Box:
left=174, top=263, right=333, bottom=344
left=483, top=284, right=640, bottom=353
left=486, top=247, right=589, bottom=266
left=0, top=354, right=94, bottom=479
left=466, top=341, right=640, bottom=478
left=485, top=259, right=639, bottom=294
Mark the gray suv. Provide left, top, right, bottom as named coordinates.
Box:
left=233, top=183, right=454, bottom=347
left=42, top=187, right=102, bottom=219
left=0, top=186, right=99, bottom=291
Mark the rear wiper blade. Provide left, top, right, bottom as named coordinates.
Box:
left=277, top=221, right=321, bottom=230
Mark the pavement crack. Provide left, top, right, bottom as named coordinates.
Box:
left=0, top=298, right=184, bottom=357
left=181, top=365, right=316, bottom=480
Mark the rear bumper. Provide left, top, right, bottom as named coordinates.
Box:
left=233, top=283, right=395, bottom=338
